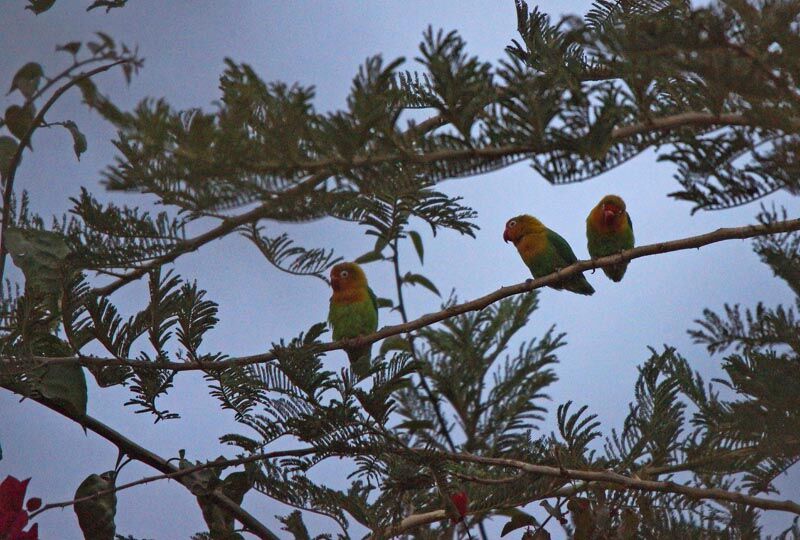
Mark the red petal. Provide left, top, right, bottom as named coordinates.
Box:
left=25, top=498, right=41, bottom=512
left=0, top=477, right=29, bottom=513
left=449, top=491, right=468, bottom=523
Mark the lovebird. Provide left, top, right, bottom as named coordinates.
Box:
left=327, top=262, right=378, bottom=377
left=586, top=194, right=635, bottom=282
left=504, top=214, right=595, bottom=295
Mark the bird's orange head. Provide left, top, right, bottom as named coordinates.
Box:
left=503, top=214, right=545, bottom=246
left=330, top=262, right=368, bottom=293
left=596, top=195, right=627, bottom=228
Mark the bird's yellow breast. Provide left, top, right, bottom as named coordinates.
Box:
left=516, top=230, right=548, bottom=261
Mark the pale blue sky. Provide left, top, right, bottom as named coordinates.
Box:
left=1, top=1, right=796, bottom=538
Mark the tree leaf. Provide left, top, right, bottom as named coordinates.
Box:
left=394, top=419, right=435, bottom=433
left=402, top=272, right=440, bottom=296
left=500, top=508, right=540, bottom=536
left=4, top=104, right=36, bottom=144
left=408, top=230, right=424, bottom=264
left=0, top=136, right=18, bottom=181
left=379, top=336, right=411, bottom=355
left=62, top=120, right=87, bottom=160
left=87, top=0, right=128, bottom=13
left=56, top=41, right=82, bottom=56
left=5, top=227, right=72, bottom=296
left=376, top=297, right=393, bottom=309
left=25, top=0, right=57, bottom=14
left=354, top=250, right=384, bottom=264
left=38, top=363, right=87, bottom=418
left=8, top=63, right=44, bottom=99
left=74, top=472, right=117, bottom=540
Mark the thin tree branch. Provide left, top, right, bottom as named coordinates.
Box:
left=19, top=395, right=282, bottom=540
left=29, top=447, right=316, bottom=519
left=441, top=451, right=800, bottom=514
left=0, top=59, right=132, bottom=287
left=390, top=237, right=458, bottom=453
left=91, top=109, right=790, bottom=297
left=15, top=216, right=800, bottom=372
left=374, top=447, right=800, bottom=538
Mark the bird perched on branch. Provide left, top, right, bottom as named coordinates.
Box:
left=504, top=214, right=595, bottom=295
left=328, top=262, right=378, bottom=377
left=586, top=195, right=635, bottom=282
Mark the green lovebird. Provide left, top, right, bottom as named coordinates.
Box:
left=586, top=194, right=635, bottom=282
left=503, top=214, right=595, bottom=296
left=328, top=262, right=378, bottom=377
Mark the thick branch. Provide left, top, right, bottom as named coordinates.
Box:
left=24, top=396, right=281, bottom=540
left=17, top=216, right=800, bottom=372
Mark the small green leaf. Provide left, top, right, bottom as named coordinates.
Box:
left=375, top=297, right=393, bottom=309
left=74, top=472, right=117, bottom=540
left=25, top=0, right=57, bottom=14
left=394, top=419, right=435, bottom=433
left=56, top=41, right=82, bottom=56
left=402, top=272, right=440, bottom=296
left=0, top=136, right=18, bottom=180
left=354, top=250, right=384, bottom=264
left=8, top=63, right=44, bottom=99
left=6, top=227, right=72, bottom=296
left=499, top=509, right=540, bottom=537
left=38, top=363, right=87, bottom=418
left=62, top=120, right=87, bottom=160
left=379, top=336, right=411, bottom=355
left=87, top=0, right=128, bottom=12
left=408, top=230, right=424, bottom=264
left=4, top=104, right=36, bottom=143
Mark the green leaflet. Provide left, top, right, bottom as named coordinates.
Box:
left=37, top=363, right=87, bottom=418
left=5, top=227, right=72, bottom=298
left=74, top=472, right=117, bottom=540
left=4, top=104, right=35, bottom=143
left=9, top=62, right=44, bottom=99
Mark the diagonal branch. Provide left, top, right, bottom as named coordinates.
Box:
left=19, top=394, right=281, bottom=540
left=29, top=447, right=317, bottom=520
left=17, top=216, right=800, bottom=372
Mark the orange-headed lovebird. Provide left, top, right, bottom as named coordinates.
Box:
left=328, top=262, right=378, bottom=377
left=504, top=215, right=595, bottom=295
left=586, top=195, right=634, bottom=282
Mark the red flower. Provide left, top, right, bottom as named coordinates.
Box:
left=449, top=491, right=468, bottom=523
left=0, top=476, right=39, bottom=540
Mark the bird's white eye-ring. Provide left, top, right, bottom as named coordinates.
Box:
left=507, top=220, right=517, bottom=228
left=340, top=270, right=349, bottom=278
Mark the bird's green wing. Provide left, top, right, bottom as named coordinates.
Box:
left=546, top=228, right=579, bottom=265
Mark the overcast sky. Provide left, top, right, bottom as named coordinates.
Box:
left=1, top=1, right=797, bottom=538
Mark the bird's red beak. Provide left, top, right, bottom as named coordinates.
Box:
left=602, top=204, right=617, bottom=226
left=331, top=274, right=341, bottom=291
left=503, top=228, right=511, bottom=243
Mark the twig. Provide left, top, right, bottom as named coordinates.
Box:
left=15, top=216, right=800, bottom=372
left=390, top=237, right=458, bottom=453
left=0, top=59, right=132, bottom=287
